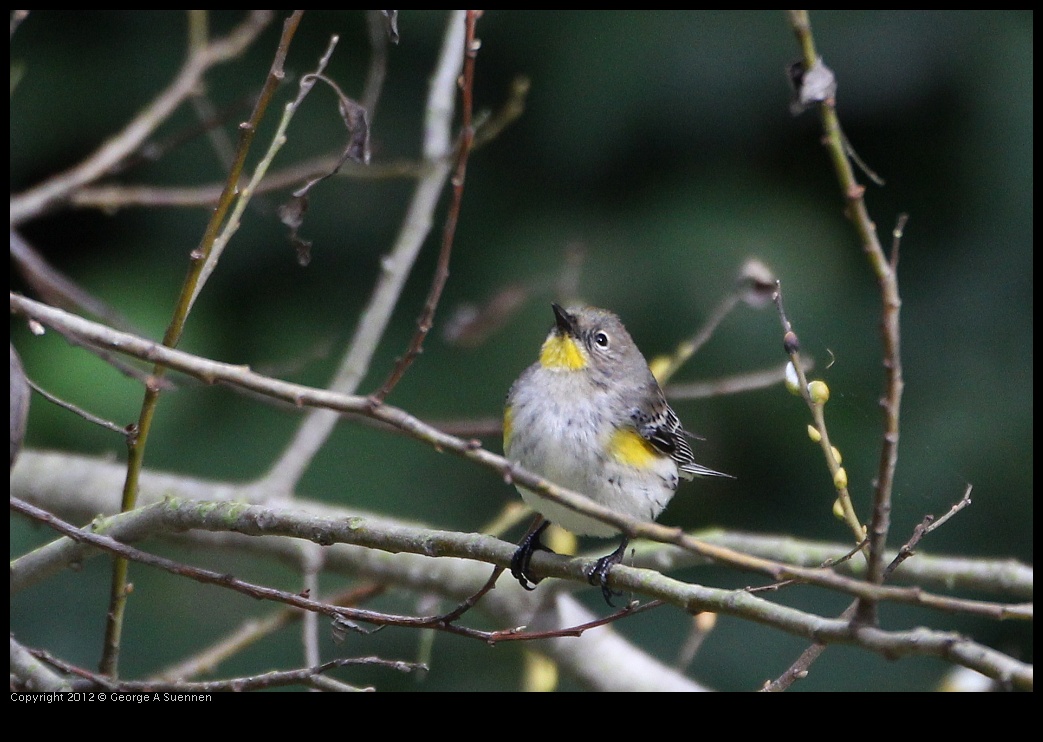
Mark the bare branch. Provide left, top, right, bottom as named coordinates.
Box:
left=10, top=11, right=274, bottom=225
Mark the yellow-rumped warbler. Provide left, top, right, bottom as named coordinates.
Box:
left=504, top=303, right=729, bottom=604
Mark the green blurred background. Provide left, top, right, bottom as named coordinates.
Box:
left=10, top=10, right=1032, bottom=691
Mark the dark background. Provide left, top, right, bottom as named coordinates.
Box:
left=11, top=10, right=1032, bottom=691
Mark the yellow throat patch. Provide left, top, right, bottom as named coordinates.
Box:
left=539, top=334, right=587, bottom=370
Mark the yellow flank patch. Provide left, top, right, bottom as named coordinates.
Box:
left=539, top=335, right=587, bottom=370
left=609, top=428, right=660, bottom=468
left=503, top=405, right=514, bottom=450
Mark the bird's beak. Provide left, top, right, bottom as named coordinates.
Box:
left=551, top=303, right=576, bottom=335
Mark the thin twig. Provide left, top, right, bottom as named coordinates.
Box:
left=152, top=584, right=387, bottom=682
left=10, top=230, right=137, bottom=332
left=9, top=10, right=274, bottom=226
left=746, top=537, right=867, bottom=595
left=434, top=566, right=507, bottom=625
left=27, top=646, right=424, bottom=693
left=100, top=10, right=304, bottom=679
left=68, top=156, right=424, bottom=210
left=486, top=599, right=666, bottom=643
left=64, top=70, right=527, bottom=214
left=666, top=361, right=800, bottom=401
left=652, top=293, right=740, bottom=386
left=774, top=282, right=864, bottom=540
left=188, top=30, right=340, bottom=311
left=27, top=379, right=131, bottom=438
left=883, top=485, right=972, bottom=581
left=371, top=10, right=481, bottom=403
left=786, top=10, right=905, bottom=625
left=361, top=9, right=391, bottom=117
left=763, top=486, right=975, bottom=692
left=255, top=10, right=467, bottom=496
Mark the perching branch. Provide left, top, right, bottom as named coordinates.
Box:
left=9, top=468, right=1032, bottom=689
left=9, top=296, right=1033, bottom=628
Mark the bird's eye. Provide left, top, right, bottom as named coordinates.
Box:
left=593, top=331, right=610, bottom=348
